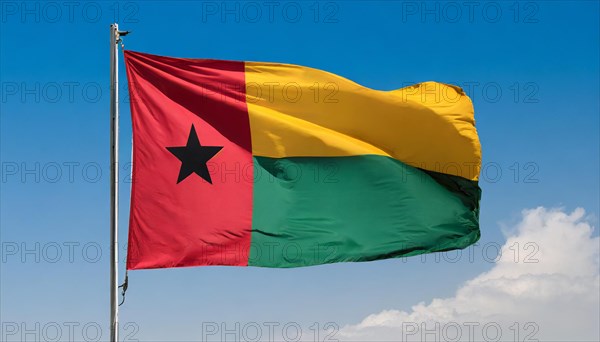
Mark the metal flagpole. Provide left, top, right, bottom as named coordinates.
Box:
left=110, top=23, right=130, bottom=342
left=109, top=23, right=120, bottom=342
left=110, top=22, right=133, bottom=342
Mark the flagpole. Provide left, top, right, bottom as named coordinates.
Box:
left=109, top=23, right=120, bottom=342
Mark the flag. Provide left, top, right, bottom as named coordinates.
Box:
left=124, top=51, right=481, bottom=270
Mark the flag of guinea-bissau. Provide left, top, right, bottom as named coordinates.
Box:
left=124, top=50, right=482, bottom=270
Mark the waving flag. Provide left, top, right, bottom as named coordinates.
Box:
left=124, top=51, right=481, bottom=269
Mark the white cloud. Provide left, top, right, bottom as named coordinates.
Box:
left=339, top=207, right=600, bottom=341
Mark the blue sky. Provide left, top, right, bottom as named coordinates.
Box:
left=1, top=1, right=598, bottom=341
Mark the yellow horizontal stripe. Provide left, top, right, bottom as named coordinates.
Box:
left=245, top=62, right=481, bottom=181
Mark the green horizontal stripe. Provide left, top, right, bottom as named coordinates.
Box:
left=248, top=155, right=481, bottom=268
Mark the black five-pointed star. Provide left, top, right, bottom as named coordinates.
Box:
left=166, top=124, right=223, bottom=184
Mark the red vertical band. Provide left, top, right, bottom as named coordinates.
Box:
left=125, top=51, right=252, bottom=269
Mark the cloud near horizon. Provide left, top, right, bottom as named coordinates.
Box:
left=339, top=207, right=600, bottom=341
